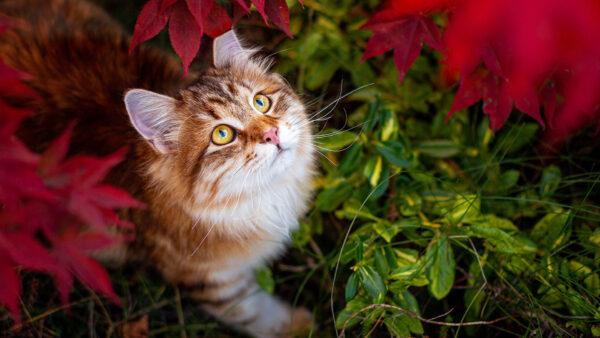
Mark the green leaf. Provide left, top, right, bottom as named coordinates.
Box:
left=399, top=191, right=422, bottom=216
left=305, top=56, right=339, bottom=90
left=292, top=220, right=311, bottom=246
left=530, top=211, right=572, bottom=251
left=400, top=290, right=421, bottom=314
left=590, top=228, right=600, bottom=246
left=379, top=108, right=399, bottom=141
left=335, top=200, right=382, bottom=222
left=389, top=291, right=424, bottom=334
left=375, top=248, right=389, bottom=277
left=464, top=214, right=518, bottom=232
left=499, top=169, right=520, bottom=190
left=355, top=237, right=364, bottom=262
left=298, top=32, right=323, bottom=62
left=445, top=194, right=480, bottom=224
left=335, top=297, right=369, bottom=329
left=364, top=99, right=381, bottom=131
left=373, top=221, right=400, bottom=243
left=340, top=241, right=359, bottom=265
left=345, top=273, right=359, bottom=302
left=349, top=61, right=377, bottom=87
left=338, top=143, right=362, bottom=176
left=425, top=235, right=455, bottom=299
left=390, top=264, right=421, bottom=279
left=470, top=225, right=537, bottom=254
left=584, top=273, right=600, bottom=297
left=358, top=265, right=387, bottom=299
left=384, top=246, right=399, bottom=270
left=363, top=156, right=383, bottom=186
left=384, top=316, right=412, bottom=337
left=375, top=141, right=413, bottom=167
left=315, top=129, right=358, bottom=151
left=254, top=266, right=274, bottom=294
left=315, top=180, right=352, bottom=212
left=539, top=165, right=562, bottom=197
left=395, top=248, right=419, bottom=266
left=416, top=139, right=460, bottom=158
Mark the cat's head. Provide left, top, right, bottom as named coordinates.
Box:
left=123, top=30, right=314, bottom=212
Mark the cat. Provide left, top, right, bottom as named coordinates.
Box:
left=0, top=0, right=316, bottom=336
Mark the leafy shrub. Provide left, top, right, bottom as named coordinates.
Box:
left=275, top=0, right=600, bottom=335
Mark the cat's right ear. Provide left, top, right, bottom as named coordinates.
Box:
left=124, top=89, right=178, bottom=154
left=213, top=30, right=246, bottom=68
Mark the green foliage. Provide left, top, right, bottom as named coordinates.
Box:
left=277, top=0, right=600, bottom=336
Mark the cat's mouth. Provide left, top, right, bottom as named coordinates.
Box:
left=271, top=146, right=291, bottom=166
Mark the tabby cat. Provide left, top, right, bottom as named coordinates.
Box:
left=0, top=0, right=316, bottom=336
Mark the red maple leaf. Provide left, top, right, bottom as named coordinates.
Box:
left=362, top=15, right=442, bottom=84
left=50, top=225, right=123, bottom=306
left=447, top=69, right=544, bottom=130
left=0, top=110, right=143, bottom=320
left=39, top=125, right=145, bottom=228
left=130, top=0, right=299, bottom=74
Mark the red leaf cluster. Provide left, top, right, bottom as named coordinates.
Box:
left=362, top=0, right=600, bottom=145
left=130, top=0, right=299, bottom=75
left=0, top=22, right=143, bottom=323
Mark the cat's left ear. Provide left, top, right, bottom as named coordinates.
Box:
left=124, top=89, right=180, bottom=154
left=213, top=30, right=246, bottom=68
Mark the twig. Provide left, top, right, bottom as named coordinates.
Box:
left=364, top=310, right=385, bottom=338
left=88, top=299, right=95, bottom=338
left=10, top=296, right=94, bottom=332
left=339, top=304, right=509, bottom=337
left=174, top=287, right=187, bottom=338
left=308, top=238, right=324, bottom=261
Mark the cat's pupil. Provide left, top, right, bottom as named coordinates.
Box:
left=256, top=98, right=264, bottom=107
left=219, top=129, right=227, bottom=138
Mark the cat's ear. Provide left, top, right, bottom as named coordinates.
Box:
left=124, top=89, right=179, bottom=154
left=213, top=30, right=246, bottom=68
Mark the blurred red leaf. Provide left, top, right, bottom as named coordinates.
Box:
left=53, top=243, right=121, bottom=305
left=362, top=15, right=442, bottom=84
left=541, top=82, right=557, bottom=128
left=0, top=73, right=142, bottom=319
left=363, top=0, right=600, bottom=142
left=38, top=122, right=75, bottom=178
left=448, top=69, right=544, bottom=130
left=0, top=255, right=20, bottom=323
left=0, top=232, right=61, bottom=273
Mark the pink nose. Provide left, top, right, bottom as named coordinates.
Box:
left=262, top=127, right=279, bottom=146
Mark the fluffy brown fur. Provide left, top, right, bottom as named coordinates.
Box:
left=0, top=0, right=316, bottom=336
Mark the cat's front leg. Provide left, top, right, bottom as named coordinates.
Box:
left=182, top=271, right=313, bottom=337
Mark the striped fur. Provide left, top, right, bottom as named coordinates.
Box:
left=0, top=0, right=316, bottom=336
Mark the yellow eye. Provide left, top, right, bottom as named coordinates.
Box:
left=253, top=94, right=271, bottom=113
left=211, top=125, right=235, bottom=145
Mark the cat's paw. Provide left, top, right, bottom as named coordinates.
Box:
left=286, top=307, right=315, bottom=337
